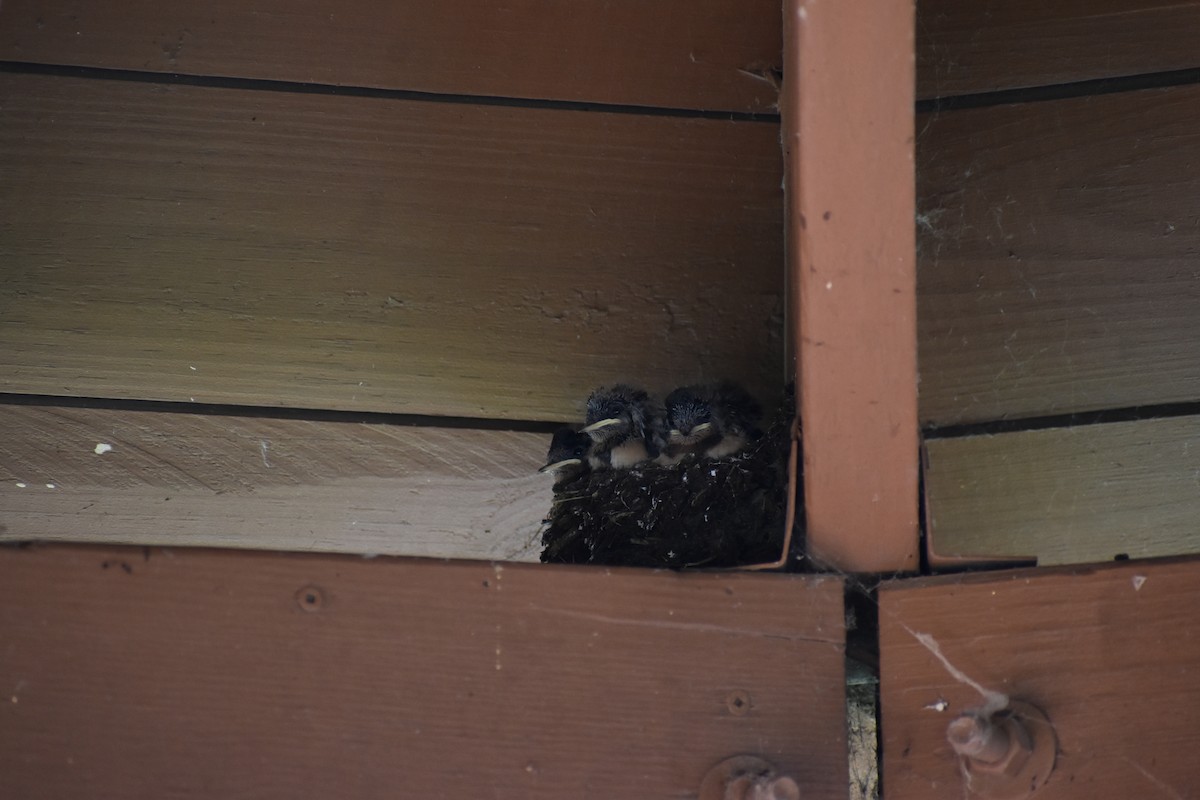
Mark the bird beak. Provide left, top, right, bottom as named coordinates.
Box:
left=670, top=422, right=714, bottom=442
left=580, top=417, right=621, bottom=433
left=539, top=458, right=583, bottom=473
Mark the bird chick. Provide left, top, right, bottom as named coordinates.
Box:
left=662, top=381, right=762, bottom=461
left=538, top=426, right=592, bottom=485
left=581, top=384, right=661, bottom=469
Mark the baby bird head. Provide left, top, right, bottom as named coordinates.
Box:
left=539, top=427, right=592, bottom=476
left=664, top=385, right=716, bottom=445
left=581, top=384, right=651, bottom=446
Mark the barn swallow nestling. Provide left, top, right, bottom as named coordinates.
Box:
left=538, top=427, right=592, bottom=484
left=662, top=380, right=762, bottom=461
left=581, top=384, right=661, bottom=469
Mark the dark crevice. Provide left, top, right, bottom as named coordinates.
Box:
left=917, top=65, right=1200, bottom=113
left=845, top=584, right=881, bottom=800
left=0, top=392, right=562, bottom=434
left=923, top=399, right=1200, bottom=441
left=0, top=60, right=780, bottom=123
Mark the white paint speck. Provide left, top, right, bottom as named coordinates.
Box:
left=1132, top=575, right=1147, bottom=591
left=94, top=443, right=113, bottom=455
left=46, top=483, right=57, bottom=489
left=189, top=365, right=197, bottom=371
left=15, top=482, right=27, bottom=489
left=825, top=281, right=833, bottom=290
left=189, top=397, right=195, bottom=402
left=924, top=698, right=949, bottom=712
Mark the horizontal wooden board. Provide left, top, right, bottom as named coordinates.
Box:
left=924, top=415, right=1200, bottom=566
left=917, top=0, right=1200, bottom=99
left=0, top=544, right=847, bottom=799
left=0, top=73, right=784, bottom=420
left=0, top=0, right=782, bottom=113
left=786, top=0, right=919, bottom=572
left=918, top=85, right=1200, bottom=425
left=880, top=557, right=1200, bottom=799
left=0, top=404, right=551, bottom=561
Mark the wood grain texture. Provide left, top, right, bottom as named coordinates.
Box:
left=924, top=416, right=1200, bottom=566
left=917, top=0, right=1200, bottom=99
left=0, top=73, right=784, bottom=420
left=786, top=0, right=919, bottom=572
left=0, top=405, right=551, bottom=561
left=0, top=544, right=848, bottom=799
left=918, top=85, right=1200, bottom=426
left=0, top=0, right=782, bottom=113
left=880, top=557, right=1200, bottom=799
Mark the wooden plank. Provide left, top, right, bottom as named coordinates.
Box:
left=918, top=85, right=1200, bottom=426
left=785, top=0, right=919, bottom=572
left=0, top=0, right=782, bottom=113
left=0, top=404, right=550, bottom=561
left=917, top=0, right=1200, bottom=100
left=0, top=544, right=848, bottom=799
left=925, top=415, right=1200, bottom=566
left=880, top=557, right=1200, bottom=799
left=0, top=73, right=784, bottom=420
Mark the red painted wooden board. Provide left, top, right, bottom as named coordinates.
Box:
left=0, top=545, right=848, bottom=799
left=880, top=557, right=1200, bottom=799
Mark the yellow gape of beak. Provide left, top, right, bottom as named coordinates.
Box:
left=580, top=417, right=622, bottom=433
left=539, top=458, right=583, bottom=473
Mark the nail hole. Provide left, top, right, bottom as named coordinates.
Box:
left=726, top=690, right=752, bottom=716
left=295, top=585, right=325, bottom=612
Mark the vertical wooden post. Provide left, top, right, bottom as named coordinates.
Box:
left=784, top=0, right=919, bottom=572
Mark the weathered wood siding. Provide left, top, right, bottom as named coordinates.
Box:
left=916, top=4, right=1200, bottom=567
left=0, top=72, right=783, bottom=421
left=0, top=0, right=784, bottom=112
left=917, top=85, right=1200, bottom=427
left=0, top=404, right=550, bottom=560
left=917, top=0, right=1200, bottom=99
left=924, top=415, right=1200, bottom=565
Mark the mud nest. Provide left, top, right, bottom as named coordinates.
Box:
left=540, top=395, right=801, bottom=569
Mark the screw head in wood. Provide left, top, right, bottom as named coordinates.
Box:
left=947, top=701, right=1057, bottom=800
left=699, top=755, right=801, bottom=800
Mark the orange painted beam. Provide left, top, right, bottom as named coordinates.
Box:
left=784, top=0, right=919, bottom=572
